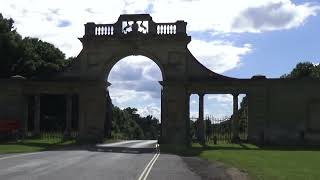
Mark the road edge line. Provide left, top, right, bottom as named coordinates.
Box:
left=0, top=152, right=45, bottom=161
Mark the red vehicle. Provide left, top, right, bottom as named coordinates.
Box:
left=0, top=120, right=21, bottom=141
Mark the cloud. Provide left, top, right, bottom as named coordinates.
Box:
left=150, top=0, right=320, bottom=33
left=232, top=1, right=320, bottom=33
left=188, top=40, right=252, bottom=73
left=57, top=20, right=71, bottom=27
left=108, top=56, right=162, bottom=81
left=0, top=0, right=126, bottom=57
left=137, top=104, right=161, bottom=119
left=206, top=94, right=232, bottom=104
left=110, top=80, right=161, bottom=99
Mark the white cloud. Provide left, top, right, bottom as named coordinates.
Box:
left=190, top=111, right=198, bottom=118
left=206, top=94, right=232, bottom=104
left=109, top=89, right=140, bottom=104
left=232, top=1, right=320, bottom=33
left=0, top=0, right=126, bottom=57
left=137, top=104, right=161, bottom=119
left=188, top=40, right=252, bottom=73
left=151, top=0, right=320, bottom=33
left=108, top=56, right=162, bottom=81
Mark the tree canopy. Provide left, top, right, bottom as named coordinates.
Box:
left=281, top=62, right=320, bottom=79
left=0, top=13, right=71, bottom=78
left=111, top=106, right=159, bottom=140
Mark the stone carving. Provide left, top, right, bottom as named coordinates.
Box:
left=122, top=21, right=148, bottom=34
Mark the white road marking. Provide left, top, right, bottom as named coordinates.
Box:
left=0, top=152, right=45, bottom=161
left=138, top=144, right=160, bottom=180
left=143, top=153, right=160, bottom=180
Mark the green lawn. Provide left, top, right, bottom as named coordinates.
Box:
left=161, top=143, right=320, bottom=180
left=0, top=137, right=125, bottom=154
left=0, top=138, right=76, bottom=154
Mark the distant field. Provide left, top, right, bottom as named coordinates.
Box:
left=161, top=143, right=320, bottom=180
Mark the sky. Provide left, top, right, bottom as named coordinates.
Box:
left=1, top=0, right=319, bottom=119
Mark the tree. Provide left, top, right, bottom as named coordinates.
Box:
left=0, top=13, right=23, bottom=77
left=281, top=62, right=320, bottom=79
left=111, top=106, right=160, bottom=140
left=0, top=13, right=70, bottom=78
left=124, top=107, right=159, bottom=139
left=15, top=37, right=68, bottom=78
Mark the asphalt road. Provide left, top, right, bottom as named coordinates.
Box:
left=0, top=140, right=201, bottom=180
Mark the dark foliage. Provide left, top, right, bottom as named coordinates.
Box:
left=0, top=13, right=71, bottom=78
left=111, top=106, right=159, bottom=140
left=281, top=62, right=320, bottom=79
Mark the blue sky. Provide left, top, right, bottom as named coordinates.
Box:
left=1, top=0, right=319, bottom=119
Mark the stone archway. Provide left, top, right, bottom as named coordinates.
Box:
left=46, top=13, right=320, bottom=145
left=2, top=14, right=320, bottom=146
left=57, top=14, right=253, bottom=144
left=21, top=14, right=270, bottom=145
left=59, top=14, right=193, bottom=144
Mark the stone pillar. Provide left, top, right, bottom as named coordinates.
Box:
left=34, top=95, right=40, bottom=135
left=198, top=93, right=205, bottom=145
left=78, top=81, right=107, bottom=143
left=84, top=22, right=96, bottom=36
left=186, top=93, right=191, bottom=145
left=160, top=82, right=189, bottom=145
left=22, top=96, right=29, bottom=135
left=104, top=89, right=112, bottom=138
left=160, top=88, right=164, bottom=143
left=232, top=93, right=239, bottom=142
left=65, top=94, right=72, bottom=136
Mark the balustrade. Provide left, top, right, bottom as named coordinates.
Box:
left=94, top=24, right=114, bottom=36
left=84, top=14, right=187, bottom=37
left=156, top=23, right=177, bottom=35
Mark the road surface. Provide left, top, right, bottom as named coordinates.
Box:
left=0, top=140, right=201, bottom=180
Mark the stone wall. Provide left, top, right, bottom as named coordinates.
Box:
left=0, top=79, right=27, bottom=131
left=248, top=79, right=320, bottom=145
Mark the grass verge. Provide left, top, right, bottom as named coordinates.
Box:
left=160, top=143, right=320, bottom=180
left=0, top=138, right=76, bottom=154
left=0, top=137, right=126, bottom=154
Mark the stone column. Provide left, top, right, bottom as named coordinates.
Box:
left=186, top=93, right=191, bottom=145
left=232, top=93, right=239, bottom=142
left=22, top=96, right=29, bottom=135
left=160, top=88, right=164, bottom=143
left=160, top=82, right=189, bottom=145
left=34, top=95, right=40, bottom=135
left=77, top=81, right=107, bottom=143
left=198, top=93, right=205, bottom=145
left=65, top=94, right=72, bottom=136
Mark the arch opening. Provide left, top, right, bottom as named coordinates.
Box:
left=104, top=51, right=166, bottom=82
left=106, top=55, right=163, bottom=140
left=189, top=93, right=248, bottom=144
